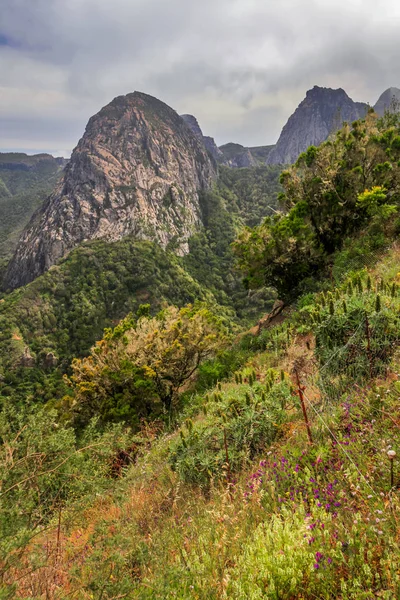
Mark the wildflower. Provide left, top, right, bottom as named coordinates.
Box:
left=314, top=563, right=320, bottom=569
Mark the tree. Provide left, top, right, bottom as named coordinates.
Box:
left=234, top=112, right=400, bottom=300
left=69, top=304, right=228, bottom=425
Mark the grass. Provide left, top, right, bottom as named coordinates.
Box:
left=3, top=245, right=400, bottom=599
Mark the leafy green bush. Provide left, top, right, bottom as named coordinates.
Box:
left=311, top=275, right=400, bottom=382
left=169, top=379, right=291, bottom=487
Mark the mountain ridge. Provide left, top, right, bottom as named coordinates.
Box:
left=4, top=92, right=217, bottom=290
left=266, top=85, right=369, bottom=164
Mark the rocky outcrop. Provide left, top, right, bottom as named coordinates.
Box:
left=267, top=86, right=368, bottom=165
left=180, top=114, right=223, bottom=161
left=180, top=115, right=274, bottom=167
left=4, top=92, right=217, bottom=290
left=19, top=347, right=35, bottom=367
left=218, top=143, right=258, bottom=168
left=374, top=88, right=400, bottom=116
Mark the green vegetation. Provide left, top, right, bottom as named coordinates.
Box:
left=0, top=164, right=282, bottom=407
left=1, top=246, right=399, bottom=598
left=234, top=110, right=400, bottom=299
left=2, top=114, right=400, bottom=598
left=68, top=304, right=228, bottom=426
left=0, top=153, right=63, bottom=265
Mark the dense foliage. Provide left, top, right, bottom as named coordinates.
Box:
left=234, top=111, right=400, bottom=299
left=1, top=245, right=399, bottom=598
left=2, top=119, right=400, bottom=599
left=69, top=304, right=227, bottom=426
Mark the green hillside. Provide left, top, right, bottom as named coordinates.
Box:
left=1, top=112, right=400, bottom=599
left=0, top=153, right=65, bottom=269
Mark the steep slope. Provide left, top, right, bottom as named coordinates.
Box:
left=374, top=87, right=400, bottom=115
left=4, top=93, right=217, bottom=290
left=0, top=165, right=282, bottom=376
left=267, top=86, right=368, bottom=164
left=180, top=114, right=274, bottom=166
left=0, top=153, right=65, bottom=262
left=180, top=113, right=223, bottom=161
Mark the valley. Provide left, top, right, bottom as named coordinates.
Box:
left=1, top=84, right=400, bottom=599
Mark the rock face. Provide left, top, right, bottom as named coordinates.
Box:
left=180, top=114, right=275, bottom=167
left=374, top=87, right=400, bottom=116
left=4, top=92, right=217, bottom=290
left=267, top=86, right=368, bottom=165
left=180, top=114, right=223, bottom=161
left=218, top=143, right=258, bottom=168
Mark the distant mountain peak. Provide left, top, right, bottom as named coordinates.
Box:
left=267, top=85, right=368, bottom=164
left=180, top=113, right=222, bottom=161
left=374, top=87, right=400, bottom=116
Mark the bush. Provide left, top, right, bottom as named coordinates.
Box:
left=169, top=379, right=291, bottom=487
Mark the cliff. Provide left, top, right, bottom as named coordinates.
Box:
left=266, top=86, right=368, bottom=164
left=4, top=93, right=217, bottom=289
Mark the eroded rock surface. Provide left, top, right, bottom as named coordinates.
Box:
left=5, top=93, right=217, bottom=289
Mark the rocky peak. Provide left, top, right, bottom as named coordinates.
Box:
left=218, top=143, right=258, bottom=168
left=4, top=92, right=217, bottom=290
left=267, top=86, right=368, bottom=165
left=180, top=114, right=223, bottom=161
left=374, top=87, right=400, bottom=116
left=181, top=114, right=204, bottom=138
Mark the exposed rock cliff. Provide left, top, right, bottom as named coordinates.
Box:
left=218, top=143, right=258, bottom=168
left=374, top=87, right=400, bottom=116
left=180, top=115, right=274, bottom=166
left=267, top=86, right=368, bottom=165
left=4, top=93, right=217, bottom=290
left=180, top=114, right=223, bottom=161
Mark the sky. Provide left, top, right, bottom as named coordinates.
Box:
left=1, top=0, right=400, bottom=157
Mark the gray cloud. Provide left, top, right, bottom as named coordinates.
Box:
left=0, top=0, right=399, bottom=155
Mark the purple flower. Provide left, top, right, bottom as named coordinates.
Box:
left=315, top=552, right=324, bottom=563
left=314, top=563, right=320, bottom=569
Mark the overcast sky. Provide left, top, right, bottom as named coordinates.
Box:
left=0, top=0, right=399, bottom=156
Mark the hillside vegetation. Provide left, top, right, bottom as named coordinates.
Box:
left=1, top=112, right=400, bottom=599
left=0, top=153, right=64, bottom=270
left=0, top=166, right=281, bottom=400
